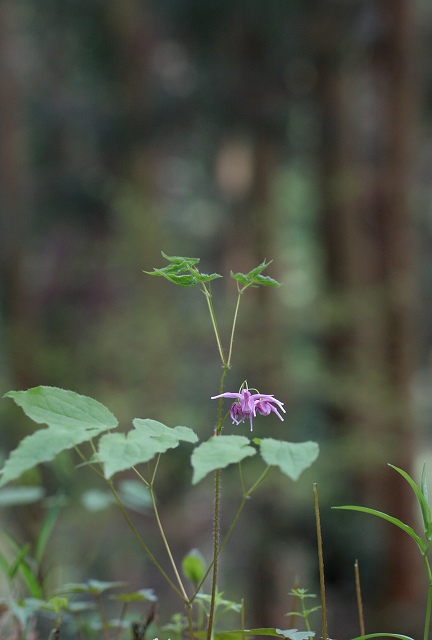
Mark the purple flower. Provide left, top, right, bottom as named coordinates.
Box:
left=211, top=388, right=285, bottom=431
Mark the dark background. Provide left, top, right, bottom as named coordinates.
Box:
left=0, top=1, right=431, bottom=638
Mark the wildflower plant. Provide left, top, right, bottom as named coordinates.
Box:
left=0, top=253, right=319, bottom=639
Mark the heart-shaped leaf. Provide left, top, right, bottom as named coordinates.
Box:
left=259, top=439, right=319, bottom=481
left=191, top=435, right=256, bottom=485
left=99, top=419, right=198, bottom=478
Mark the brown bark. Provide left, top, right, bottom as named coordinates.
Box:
left=317, top=0, right=420, bottom=624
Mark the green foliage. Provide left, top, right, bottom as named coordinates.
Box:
left=110, top=588, right=158, bottom=603
left=334, top=464, right=432, bottom=640
left=230, top=260, right=281, bottom=289
left=1, top=387, right=117, bottom=486
left=0, top=486, right=45, bottom=506
left=0, top=255, right=321, bottom=640
left=259, top=439, right=319, bottom=481
left=182, top=549, right=206, bottom=584
left=218, top=628, right=314, bottom=640
left=191, top=435, right=256, bottom=484
left=98, top=419, right=198, bottom=479
left=57, top=579, right=126, bottom=596
left=333, top=463, right=432, bottom=554
left=144, top=252, right=222, bottom=288
left=286, top=588, right=320, bottom=633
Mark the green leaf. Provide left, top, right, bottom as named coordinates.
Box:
left=230, top=260, right=281, bottom=289
left=1, top=387, right=118, bottom=487
left=421, top=464, right=429, bottom=505
left=57, top=580, right=125, bottom=595
left=182, top=549, right=206, bottom=584
left=0, top=486, right=45, bottom=507
left=332, top=505, right=425, bottom=553
left=218, top=628, right=314, bottom=640
left=111, top=588, right=157, bottom=603
left=1, top=429, right=101, bottom=488
left=350, top=635, right=414, bottom=640
left=99, top=419, right=198, bottom=479
left=8, top=543, right=31, bottom=579
left=35, top=494, right=63, bottom=566
left=259, top=440, right=319, bottom=481
left=4, top=387, right=117, bottom=431
left=195, top=272, right=223, bottom=283
left=161, top=252, right=200, bottom=266
left=388, top=464, right=431, bottom=534
left=191, top=435, right=256, bottom=485
left=133, top=419, right=198, bottom=444
left=253, top=274, right=281, bottom=287
left=43, top=597, right=68, bottom=614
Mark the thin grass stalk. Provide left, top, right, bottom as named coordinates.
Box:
left=355, top=559, right=365, bottom=637
left=313, top=483, right=328, bottom=640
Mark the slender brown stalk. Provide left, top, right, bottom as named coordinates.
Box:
left=313, top=484, right=328, bottom=640
left=288, top=578, right=300, bottom=629
left=355, top=559, right=365, bottom=636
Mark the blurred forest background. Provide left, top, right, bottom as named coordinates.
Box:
left=1, top=0, right=432, bottom=637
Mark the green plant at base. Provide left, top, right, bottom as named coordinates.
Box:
left=286, top=588, right=321, bottom=633
left=334, top=464, right=432, bottom=640
left=0, top=253, right=319, bottom=640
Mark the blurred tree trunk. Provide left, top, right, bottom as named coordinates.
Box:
left=0, top=2, right=35, bottom=389
left=317, top=0, right=420, bottom=626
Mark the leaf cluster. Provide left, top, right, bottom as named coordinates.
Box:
left=144, top=252, right=222, bottom=288
left=0, top=387, right=319, bottom=487
left=333, top=464, right=432, bottom=556
left=231, top=260, right=281, bottom=290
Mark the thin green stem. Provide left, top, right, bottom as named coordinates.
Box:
left=192, top=465, right=272, bottom=600
left=186, top=603, right=195, bottom=640
left=94, top=593, right=110, bottom=640
left=202, top=284, right=226, bottom=366
left=107, top=481, right=185, bottom=600
left=301, top=595, right=311, bottom=633
left=148, top=481, right=189, bottom=601
left=216, top=367, right=230, bottom=435
left=74, top=445, right=105, bottom=479
left=114, top=602, right=129, bottom=640
left=423, top=554, right=432, bottom=640
left=227, top=292, right=242, bottom=367
left=245, top=466, right=273, bottom=496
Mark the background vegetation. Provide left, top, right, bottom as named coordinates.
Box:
left=0, top=0, right=431, bottom=637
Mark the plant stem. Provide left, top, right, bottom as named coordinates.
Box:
left=94, top=593, right=110, bottom=640
left=313, top=483, right=328, bottom=640
left=108, top=481, right=185, bottom=600
left=227, top=292, right=242, bottom=367
left=148, top=481, right=189, bottom=601
left=423, top=554, right=432, bottom=640
left=114, top=602, right=128, bottom=640
left=355, top=559, right=365, bottom=637
left=202, top=284, right=226, bottom=366
left=187, top=602, right=195, bottom=640
left=207, top=467, right=221, bottom=640
left=193, top=466, right=272, bottom=600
